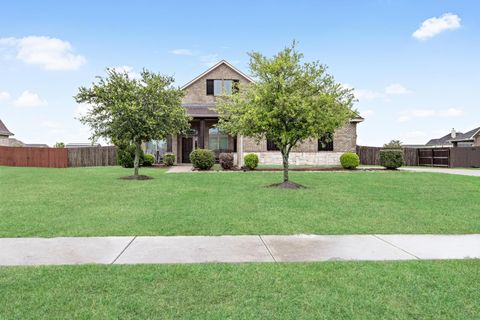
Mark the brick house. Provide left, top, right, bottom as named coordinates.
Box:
left=145, top=60, right=363, bottom=166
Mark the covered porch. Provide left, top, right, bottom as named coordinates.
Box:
left=173, top=117, right=238, bottom=164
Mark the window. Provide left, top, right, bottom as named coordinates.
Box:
left=267, top=139, right=280, bottom=151
left=206, top=79, right=240, bottom=96
left=208, top=127, right=228, bottom=151
left=318, top=133, right=334, bottom=151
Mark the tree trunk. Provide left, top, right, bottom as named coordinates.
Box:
left=281, top=150, right=289, bottom=182
left=133, top=141, right=141, bottom=177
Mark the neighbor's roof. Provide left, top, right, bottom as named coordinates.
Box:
left=449, top=127, right=480, bottom=142
left=181, top=60, right=255, bottom=90
left=0, top=119, right=14, bottom=136
left=426, top=126, right=480, bottom=145
left=24, top=144, right=50, bottom=148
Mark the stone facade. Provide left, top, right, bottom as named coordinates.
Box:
left=182, top=64, right=251, bottom=104
left=253, top=152, right=344, bottom=166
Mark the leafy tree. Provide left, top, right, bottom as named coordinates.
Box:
left=75, top=69, right=190, bottom=178
left=217, top=43, right=356, bottom=187
left=54, top=142, right=65, bottom=148
left=383, top=140, right=403, bottom=149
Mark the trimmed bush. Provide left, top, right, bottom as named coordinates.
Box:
left=190, top=149, right=215, bottom=170
left=143, top=154, right=155, bottom=166
left=163, top=153, right=175, bottom=166
left=219, top=153, right=234, bottom=170
left=117, top=144, right=144, bottom=168
left=380, top=149, right=404, bottom=169
left=244, top=153, right=259, bottom=170
left=340, top=152, right=360, bottom=169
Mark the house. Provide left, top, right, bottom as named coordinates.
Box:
left=66, top=143, right=101, bottom=148
left=0, top=119, right=24, bottom=147
left=145, top=60, right=363, bottom=166
left=426, top=127, right=480, bottom=148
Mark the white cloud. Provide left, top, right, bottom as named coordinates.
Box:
left=13, top=90, right=47, bottom=107
left=170, top=49, right=193, bottom=56
left=111, top=65, right=141, bottom=79
left=41, top=120, right=65, bottom=134
left=74, top=103, right=93, bottom=118
left=200, top=53, right=219, bottom=67
left=355, top=89, right=384, bottom=101
left=398, top=108, right=465, bottom=122
left=412, top=13, right=461, bottom=40
left=0, top=36, right=86, bottom=70
left=439, top=108, right=464, bottom=117
left=0, top=91, right=10, bottom=101
left=385, top=83, right=411, bottom=95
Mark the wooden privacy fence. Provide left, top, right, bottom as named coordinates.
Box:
left=357, top=146, right=480, bottom=168
left=0, top=146, right=117, bottom=168
left=0, top=146, right=68, bottom=168
left=67, top=146, right=117, bottom=167
left=450, top=147, right=480, bottom=168
left=356, top=146, right=418, bottom=166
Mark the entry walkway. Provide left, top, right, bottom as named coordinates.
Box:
left=1, top=234, right=479, bottom=266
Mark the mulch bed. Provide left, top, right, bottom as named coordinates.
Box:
left=267, top=181, right=306, bottom=189
left=119, top=175, right=153, bottom=180
left=254, top=167, right=385, bottom=172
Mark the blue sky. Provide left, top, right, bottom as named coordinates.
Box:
left=0, top=0, right=479, bottom=146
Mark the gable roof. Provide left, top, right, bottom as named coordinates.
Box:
left=0, top=119, right=14, bottom=136
left=426, top=126, right=480, bottom=145
left=450, top=126, right=480, bottom=142
left=181, top=60, right=255, bottom=90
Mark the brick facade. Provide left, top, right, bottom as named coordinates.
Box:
left=182, top=64, right=251, bottom=104
left=170, top=60, right=362, bottom=166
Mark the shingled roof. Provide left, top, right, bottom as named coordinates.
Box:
left=426, top=126, right=480, bottom=146
left=0, top=119, right=14, bottom=137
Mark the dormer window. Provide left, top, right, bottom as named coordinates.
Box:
left=206, top=79, right=239, bottom=96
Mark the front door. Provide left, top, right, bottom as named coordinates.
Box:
left=182, top=137, right=193, bottom=163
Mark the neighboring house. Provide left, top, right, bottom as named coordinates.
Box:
left=146, top=60, right=363, bottom=166
left=0, top=119, right=25, bottom=147
left=426, top=127, right=480, bottom=148
left=24, top=144, right=50, bottom=148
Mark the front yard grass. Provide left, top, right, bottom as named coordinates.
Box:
left=1, top=260, right=479, bottom=319
left=1, top=166, right=480, bottom=237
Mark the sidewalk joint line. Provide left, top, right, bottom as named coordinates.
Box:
left=259, top=235, right=277, bottom=262
left=372, top=235, right=420, bottom=260
left=111, top=236, right=137, bottom=264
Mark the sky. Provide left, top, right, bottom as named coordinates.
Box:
left=0, top=0, right=479, bottom=146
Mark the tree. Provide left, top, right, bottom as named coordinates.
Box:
left=383, top=140, right=403, bottom=149
left=75, top=69, right=190, bottom=178
left=54, top=142, right=65, bottom=148
left=217, top=43, right=356, bottom=188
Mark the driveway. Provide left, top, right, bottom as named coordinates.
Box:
left=401, top=167, right=480, bottom=177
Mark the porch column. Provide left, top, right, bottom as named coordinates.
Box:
left=237, top=135, right=244, bottom=167
left=171, top=134, right=178, bottom=164
left=199, top=119, right=205, bottom=149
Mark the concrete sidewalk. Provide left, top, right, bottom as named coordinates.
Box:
left=1, top=234, right=479, bottom=266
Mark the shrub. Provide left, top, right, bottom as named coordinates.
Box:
left=219, top=153, right=234, bottom=170
left=380, top=149, right=404, bottom=169
left=143, top=153, right=155, bottom=166
left=383, top=140, right=403, bottom=149
left=340, top=152, right=360, bottom=169
left=117, top=144, right=144, bottom=168
left=163, top=153, right=175, bottom=166
left=244, top=153, right=259, bottom=170
left=190, top=149, right=215, bottom=170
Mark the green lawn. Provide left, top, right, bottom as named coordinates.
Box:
left=1, top=166, right=480, bottom=237
left=1, top=261, right=479, bottom=319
